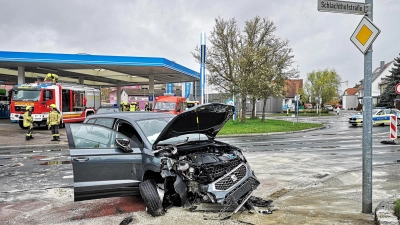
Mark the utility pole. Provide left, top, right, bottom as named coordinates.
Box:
left=318, top=0, right=379, bottom=213
left=319, top=87, right=322, bottom=118
left=362, top=0, right=373, bottom=214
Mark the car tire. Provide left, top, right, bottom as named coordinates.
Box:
left=352, top=124, right=357, bottom=127
left=139, top=179, right=165, bottom=217
left=397, top=119, right=400, bottom=126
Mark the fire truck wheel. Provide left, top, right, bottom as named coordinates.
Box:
left=19, top=121, right=28, bottom=129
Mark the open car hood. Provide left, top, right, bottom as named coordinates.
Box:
left=152, top=103, right=234, bottom=148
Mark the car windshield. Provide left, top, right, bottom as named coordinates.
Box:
left=13, top=89, right=41, bottom=101
left=372, top=109, right=380, bottom=115
left=136, top=117, right=173, bottom=143
left=136, top=117, right=208, bottom=144
left=154, top=102, right=176, bottom=110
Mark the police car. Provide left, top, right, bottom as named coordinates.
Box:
left=348, top=109, right=400, bottom=127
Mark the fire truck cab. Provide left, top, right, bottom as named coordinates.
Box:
left=153, top=95, right=186, bottom=115
left=10, top=82, right=101, bottom=129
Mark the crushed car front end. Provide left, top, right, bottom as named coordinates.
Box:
left=157, top=141, right=259, bottom=209
left=145, top=103, right=260, bottom=216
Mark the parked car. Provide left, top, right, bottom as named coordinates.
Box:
left=348, top=109, right=400, bottom=127
left=96, top=106, right=120, bottom=114
left=65, top=103, right=259, bottom=217
left=325, top=105, right=334, bottom=111
left=304, top=103, right=313, bottom=109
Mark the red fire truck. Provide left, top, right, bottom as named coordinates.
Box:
left=10, top=82, right=101, bottom=129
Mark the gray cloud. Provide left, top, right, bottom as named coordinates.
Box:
left=0, top=0, right=399, bottom=92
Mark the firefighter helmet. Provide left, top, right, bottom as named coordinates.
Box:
left=26, top=106, right=32, bottom=111
left=50, top=104, right=57, bottom=108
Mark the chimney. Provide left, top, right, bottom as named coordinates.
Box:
left=380, top=61, right=385, bottom=71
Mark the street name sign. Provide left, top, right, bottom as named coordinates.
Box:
left=350, top=16, right=380, bottom=54
left=396, top=83, right=400, bottom=95
left=317, top=0, right=366, bottom=15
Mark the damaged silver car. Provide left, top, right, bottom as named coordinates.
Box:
left=66, top=103, right=259, bottom=217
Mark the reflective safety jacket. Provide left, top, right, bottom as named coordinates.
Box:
left=23, top=111, right=33, bottom=127
left=130, top=105, right=136, bottom=111
left=47, top=110, right=61, bottom=125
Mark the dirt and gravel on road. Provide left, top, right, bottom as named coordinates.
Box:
left=1, top=119, right=399, bottom=224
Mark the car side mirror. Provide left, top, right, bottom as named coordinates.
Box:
left=115, top=138, right=132, bottom=152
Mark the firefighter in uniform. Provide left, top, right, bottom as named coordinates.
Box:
left=44, top=73, right=59, bottom=83
left=129, top=102, right=136, bottom=112
left=47, top=104, right=61, bottom=141
left=123, top=102, right=130, bottom=111
left=144, top=102, right=150, bottom=111
left=130, top=102, right=139, bottom=111
left=24, top=106, right=34, bottom=140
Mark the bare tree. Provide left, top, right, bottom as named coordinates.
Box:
left=240, top=17, right=296, bottom=121
left=192, top=16, right=296, bottom=122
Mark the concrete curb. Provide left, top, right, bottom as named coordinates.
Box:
left=217, top=124, right=327, bottom=138
left=375, top=201, right=399, bottom=225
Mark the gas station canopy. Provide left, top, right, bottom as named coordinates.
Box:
left=0, top=51, right=200, bottom=86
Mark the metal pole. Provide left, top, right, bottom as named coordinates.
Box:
left=362, top=0, right=373, bottom=214
left=200, top=32, right=206, bottom=104
left=319, top=88, right=322, bottom=118
left=233, top=93, right=236, bottom=121
left=296, top=95, right=299, bottom=123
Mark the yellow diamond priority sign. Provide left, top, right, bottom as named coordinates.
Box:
left=350, top=16, right=380, bottom=54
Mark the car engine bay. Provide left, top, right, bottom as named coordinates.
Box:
left=155, top=142, right=260, bottom=216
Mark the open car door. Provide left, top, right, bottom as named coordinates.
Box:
left=65, top=123, right=143, bottom=201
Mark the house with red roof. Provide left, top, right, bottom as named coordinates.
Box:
left=342, top=87, right=358, bottom=109
left=357, top=60, right=394, bottom=105
left=283, top=79, right=303, bottom=107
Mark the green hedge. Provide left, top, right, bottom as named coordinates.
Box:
left=395, top=199, right=400, bottom=218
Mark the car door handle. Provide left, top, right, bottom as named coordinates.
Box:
left=73, top=157, right=89, bottom=162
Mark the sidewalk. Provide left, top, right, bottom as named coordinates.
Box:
left=0, top=119, right=68, bottom=150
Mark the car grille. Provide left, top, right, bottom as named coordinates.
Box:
left=200, top=159, right=241, bottom=178
left=349, top=118, right=361, bottom=123
left=215, top=164, right=247, bottom=190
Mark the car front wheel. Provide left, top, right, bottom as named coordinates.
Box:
left=139, top=179, right=165, bottom=217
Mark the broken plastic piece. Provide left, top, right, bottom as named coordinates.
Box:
left=259, top=209, right=272, bottom=214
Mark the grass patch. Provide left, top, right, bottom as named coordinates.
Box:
left=218, top=118, right=323, bottom=136
left=272, top=112, right=333, bottom=117
left=395, top=199, right=400, bottom=218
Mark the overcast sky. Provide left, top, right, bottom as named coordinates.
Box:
left=0, top=0, right=398, bottom=92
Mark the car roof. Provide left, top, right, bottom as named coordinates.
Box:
left=98, top=106, right=118, bottom=108
left=86, top=111, right=175, bottom=122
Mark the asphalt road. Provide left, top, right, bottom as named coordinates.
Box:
left=0, top=110, right=399, bottom=224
